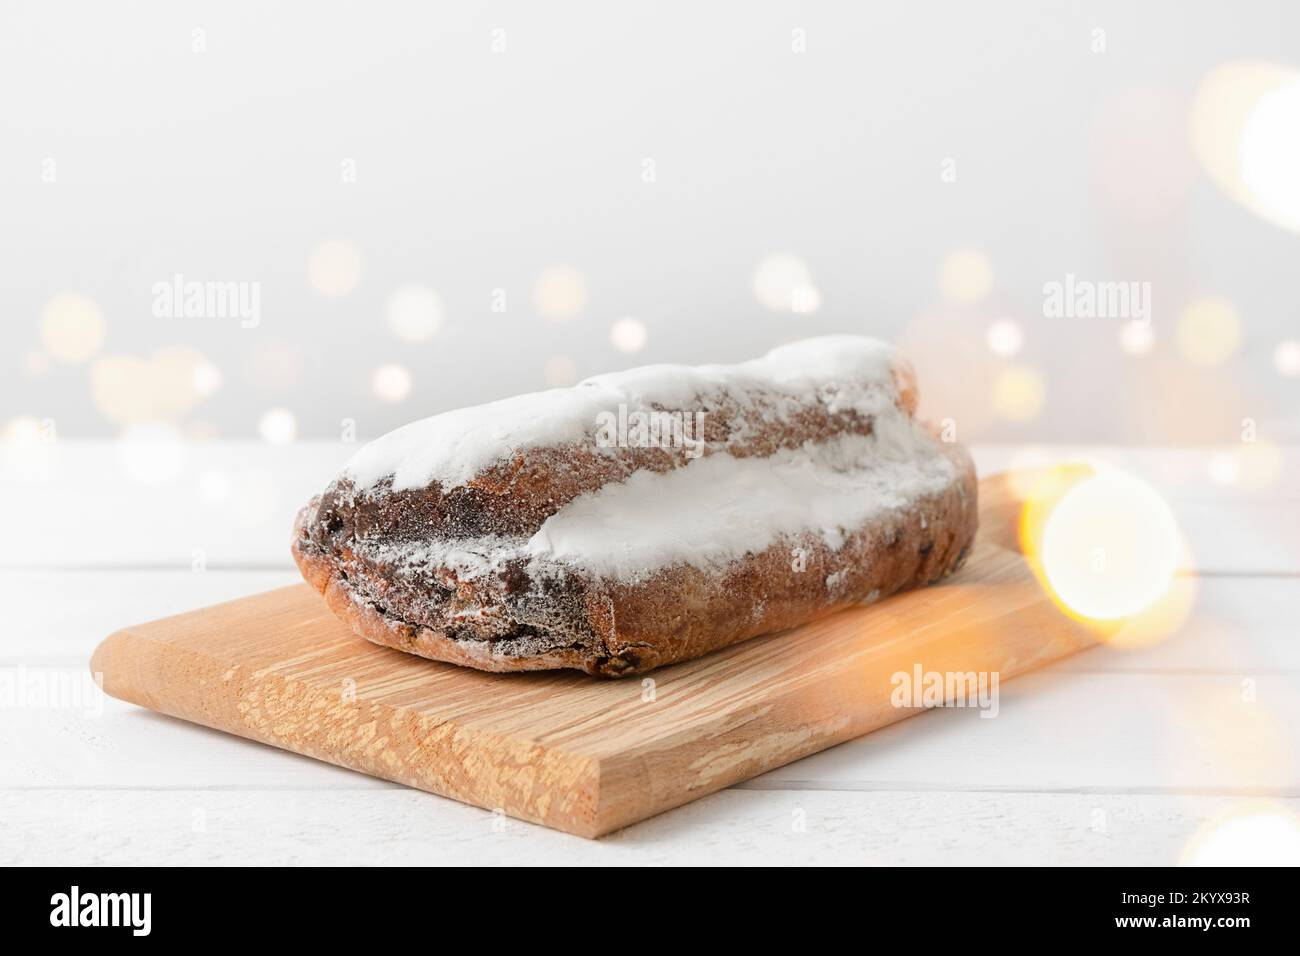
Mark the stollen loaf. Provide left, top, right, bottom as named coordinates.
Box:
left=292, top=336, right=978, bottom=676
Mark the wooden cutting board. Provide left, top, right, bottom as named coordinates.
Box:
left=91, top=470, right=1096, bottom=838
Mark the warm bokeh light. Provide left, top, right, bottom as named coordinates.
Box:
left=790, top=285, right=822, bottom=315
left=387, top=284, right=443, bottom=342
left=999, top=448, right=1067, bottom=501
left=753, top=254, right=820, bottom=314
left=1239, top=78, right=1300, bottom=232
left=1019, top=465, right=1194, bottom=648
left=309, top=239, right=363, bottom=297
left=1040, top=472, right=1180, bottom=619
left=1236, top=440, right=1283, bottom=492
left=371, top=363, right=412, bottom=403
left=1182, top=803, right=1300, bottom=866
left=1192, top=60, right=1300, bottom=233
left=1273, top=339, right=1300, bottom=377
left=153, top=345, right=209, bottom=407
left=1176, top=297, right=1240, bottom=365
left=3, top=416, right=44, bottom=444
left=1118, top=320, right=1155, bottom=356
left=1206, top=451, right=1241, bottom=486
left=938, top=249, right=993, bottom=304
left=534, top=265, right=587, bottom=321
left=91, top=346, right=210, bottom=426
left=986, top=318, right=1023, bottom=357
left=609, top=317, right=648, bottom=353
left=1201, top=442, right=1281, bottom=491
left=543, top=354, right=578, bottom=387
left=1, top=416, right=54, bottom=480
left=258, top=408, right=297, bottom=444
left=992, top=366, right=1045, bottom=422
left=40, top=293, right=105, bottom=364
left=192, top=360, right=222, bottom=397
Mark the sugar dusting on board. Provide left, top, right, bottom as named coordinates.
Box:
left=343, top=336, right=906, bottom=491
left=524, top=410, right=953, bottom=581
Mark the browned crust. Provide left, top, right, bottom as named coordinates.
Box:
left=293, top=536, right=600, bottom=674
left=292, top=442, right=978, bottom=678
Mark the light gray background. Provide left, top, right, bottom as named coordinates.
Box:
left=4, top=0, right=1298, bottom=443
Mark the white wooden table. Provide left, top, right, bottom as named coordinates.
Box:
left=3, top=441, right=1297, bottom=865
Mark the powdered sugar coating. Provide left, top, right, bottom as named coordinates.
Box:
left=524, top=410, right=954, bottom=581
left=343, top=336, right=905, bottom=492
left=345, top=408, right=953, bottom=585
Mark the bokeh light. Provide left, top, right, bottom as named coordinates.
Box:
left=192, top=360, right=222, bottom=397
left=309, top=239, right=363, bottom=297
left=91, top=347, right=210, bottom=427
left=1176, top=297, right=1240, bottom=366
left=1018, top=465, right=1194, bottom=649
left=609, top=317, right=648, bottom=353
left=1182, top=803, right=1300, bottom=866
left=790, top=285, right=822, bottom=314
left=3, top=416, right=44, bottom=444
left=372, top=363, right=412, bottom=403
left=1206, top=451, right=1241, bottom=486
left=1201, top=442, right=1281, bottom=492
left=40, top=293, right=105, bottom=364
left=1192, top=60, right=1300, bottom=232
left=2, top=416, right=54, bottom=480
left=938, top=249, right=993, bottom=304
left=387, top=284, right=443, bottom=342
left=1273, top=339, right=1300, bottom=376
left=153, top=345, right=209, bottom=408
left=534, top=265, right=587, bottom=321
left=998, top=447, right=1066, bottom=501
left=258, top=408, right=297, bottom=444
left=753, top=254, right=820, bottom=313
left=1237, top=440, right=1283, bottom=491
left=992, top=366, right=1045, bottom=422
left=1118, top=319, right=1155, bottom=356
left=986, top=318, right=1023, bottom=357
left=543, top=355, right=578, bottom=387
left=1040, top=471, right=1181, bottom=620
left=1239, top=78, right=1300, bottom=232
